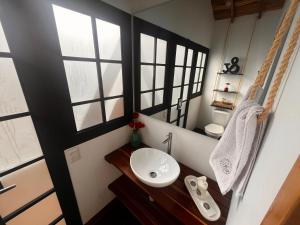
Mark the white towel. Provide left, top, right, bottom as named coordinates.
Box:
left=209, top=88, right=265, bottom=196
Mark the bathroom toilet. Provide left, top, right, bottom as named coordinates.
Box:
left=205, top=109, right=230, bottom=138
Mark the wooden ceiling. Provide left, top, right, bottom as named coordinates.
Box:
left=211, top=0, right=286, bottom=21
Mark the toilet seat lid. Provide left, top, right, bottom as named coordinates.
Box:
left=205, top=124, right=224, bottom=135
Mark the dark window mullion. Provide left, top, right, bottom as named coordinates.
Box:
left=0, top=52, right=10, bottom=58
left=0, top=112, right=31, bottom=122
left=91, top=17, right=107, bottom=123
left=152, top=38, right=157, bottom=107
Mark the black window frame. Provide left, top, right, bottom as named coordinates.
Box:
left=134, top=18, right=173, bottom=116
left=51, top=0, right=133, bottom=147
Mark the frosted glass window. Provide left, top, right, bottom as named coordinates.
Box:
left=196, top=52, right=202, bottom=67
left=0, top=58, right=28, bottom=117
left=72, top=102, right=102, bottom=131
left=173, top=67, right=183, bottom=86
left=179, top=117, right=184, bottom=127
left=141, top=92, right=152, bottom=110
left=0, top=117, right=43, bottom=173
left=197, top=83, right=202, bottom=92
left=156, top=38, right=167, bottom=64
left=7, top=193, right=62, bottom=225
left=194, top=68, right=200, bottom=83
left=199, top=68, right=204, bottom=82
left=105, top=97, right=124, bottom=121
left=170, top=106, right=178, bottom=121
left=181, top=102, right=186, bottom=116
left=184, top=68, right=191, bottom=84
left=64, top=61, right=99, bottom=103
left=140, top=65, right=153, bottom=91
left=154, top=90, right=164, bottom=106
left=52, top=5, right=95, bottom=58
left=0, top=160, right=53, bottom=217
left=140, top=33, right=154, bottom=63
left=101, top=63, right=123, bottom=97
left=96, top=19, right=122, bottom=60
left=175, top=45, right=185, bottom=66
left=201, top=53, right=206, bottom=67
left=193, top=84, right=197, bottom=93
left=0, top=21, right=9, bottom=53
left=172, top=87, right=181, bottom=105
left=155, top=66, right=165, bottom=89
left=186, top=49, right=193, bottom=66
left=182, top=86, right=188, bottom=100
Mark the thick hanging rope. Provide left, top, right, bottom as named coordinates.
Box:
left=258, top=15, right=300, bottom=122
left=249, top=0, right=299, bottom=100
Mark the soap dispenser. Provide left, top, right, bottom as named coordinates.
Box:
left=197, top=176, right=208, bottom=196
left=184, top=175, right=221, bottom=221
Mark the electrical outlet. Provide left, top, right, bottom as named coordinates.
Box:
left=69, top=147, right=81, bottom=163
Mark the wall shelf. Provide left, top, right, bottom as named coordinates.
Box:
left=217, top=72, right=244, bottom=76
left=211, top=100, right=235, bottom=110
left=105, top=144, right=232, bottom=225
left=213, top=89, right=238, bottom=94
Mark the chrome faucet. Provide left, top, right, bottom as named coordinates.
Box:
left=162, top=132, right=173, bottom=155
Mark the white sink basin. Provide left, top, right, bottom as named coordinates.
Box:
left=130, top=148, right=180, bottom=188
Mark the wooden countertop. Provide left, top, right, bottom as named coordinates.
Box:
left=105, top=144, right=232, bottom=225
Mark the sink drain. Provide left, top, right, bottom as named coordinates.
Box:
left=149, top=171, right=157, bottom=178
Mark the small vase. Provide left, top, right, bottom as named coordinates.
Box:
left=130, top=131, right=141, bottom=148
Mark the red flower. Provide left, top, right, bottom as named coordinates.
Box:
left=128, top=121, right=134, bottom=128
left=132, top=112, right=139, bottom=119
left=135, top=122, right=145, bottom=129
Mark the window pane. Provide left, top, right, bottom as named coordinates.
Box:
left=64, top=61, right=99, bottom=103
left=141, top=65, right=153, bottom=91
left=52, top=5, right=95, bottom=58
left=197, top=83, right=202, bottom=92
left=182, top=86, right=188, bottom=101
left=179, top=117, right=184, bottom=128
left=105, top=97, right=124, bottom=121
left=141, top=92, right=152, bottom=110
left=156, top=38, right=167, bottom=64
left=96, top=19, right=122, bottom=60
left=0, top=58, right=28, bottom=117
left=196, top=52, right=202, bottom=67
left=171, top=87, right=181, bottom=105
left=181, top=102, right=186, bottom=116
left=0, top=117, right=43, bottom=173
left=140, top=33, right=154, bottom=63
left=186, top=49, right=193, bottom=66
left=100, top=63, right=123, bottom=97
left=199, top=68, right=204, bottom=82
left=0, top=160, right=53, bottom=217
left=72, top=102, right=102, bottom=131
left=170, top=106, right=178, bottom=121
left=184, top=68, right=191, bottom=85
left=201, top=53, right=206, bottom=67
left=193, top=84, right=197, bottom=93
left=155, top=66, right=165, bottom=89
left=173, top=67, right=183, bottom=86
left=0, top=21, right=10, bottom=53
left=194, top=68, right=200, bottom=83
left=7, top=193, right=62, bottom=225
left=175, top=45, right=185, bottom=66
left=154, top=90, right=164, bottom=106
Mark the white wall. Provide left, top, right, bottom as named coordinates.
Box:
left=226, top=6, right=300, bottom=225
left=186, top=96, right=202, bottom=130
left=135, top=0, right=214, bottom=47
left=198, top=10, right=282, bottom=128
left=64, top=126, right=130, bottom=223
left=139, top=114, right=218, bottom=180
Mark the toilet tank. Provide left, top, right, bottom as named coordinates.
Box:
left=212, top=109, right=230, bottom=126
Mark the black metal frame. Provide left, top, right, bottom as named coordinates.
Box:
left=133, top=17, right=209, bottom=128
left=133, top=17, right=174, bottom=116
left=0, top=0, right=133, bottom=224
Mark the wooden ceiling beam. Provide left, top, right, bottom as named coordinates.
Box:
left=231, top=0, right=235, bottom=22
